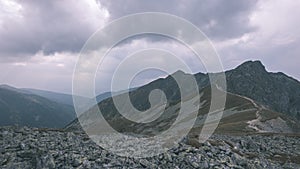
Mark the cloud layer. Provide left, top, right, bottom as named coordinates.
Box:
left=0, top=0, right=299, bottom=94
left=0, top=0, right=108, bottom=59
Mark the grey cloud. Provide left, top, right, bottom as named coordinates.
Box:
left=0, top=0, right=258, bottom=58
left=0, top=0, right=107, bottom=58
left=99, top=0, right=258, bottom=40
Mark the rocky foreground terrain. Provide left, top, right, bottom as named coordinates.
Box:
left=0, top=126, right=299, bottom=169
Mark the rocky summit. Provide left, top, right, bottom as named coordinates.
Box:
left=0, top=126, right=299, bottom=169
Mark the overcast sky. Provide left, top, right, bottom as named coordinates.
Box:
left=0, top=0, right=299, bottom=94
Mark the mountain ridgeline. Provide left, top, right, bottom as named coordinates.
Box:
left=0, top=60, right=299, bottom=130
left=67, top=60, right=300, bottom=134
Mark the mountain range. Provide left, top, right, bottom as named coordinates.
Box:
left=66, top=61, right=300, bottom=135
left=0, top=85, right=134, bottom=128
left=1, top=60, right=299, bottom=132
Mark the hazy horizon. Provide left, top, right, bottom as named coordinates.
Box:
left=1, top=59, right=298, bottom=95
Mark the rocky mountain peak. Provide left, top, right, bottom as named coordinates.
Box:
left=171, top=70, right=187, bottom=77
left=235, top=60, right=266, bottom=73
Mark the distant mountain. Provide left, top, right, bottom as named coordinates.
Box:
left=96, top=88, right=138, bottom=103
left=23, top=88, right=75, bottom=106
left=0, top=84, right=31, bottom=94
left=0, top=85, right=76, bottom=128
left=0, top=84, right=137, bottom=128
left=23, top=88, right=134, bottom=107
left=66, top=60, right=300, bottom=134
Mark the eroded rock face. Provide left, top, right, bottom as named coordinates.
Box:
left=1, top=126, right=299, bottom=168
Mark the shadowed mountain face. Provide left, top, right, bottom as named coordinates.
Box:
left=66, top=61, right=300, bottom=135
left=0, top=86, right=76, bottom=128
left=193, top=61, right=300, bottom=120
left=225, top=61, right=300, bottom=120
